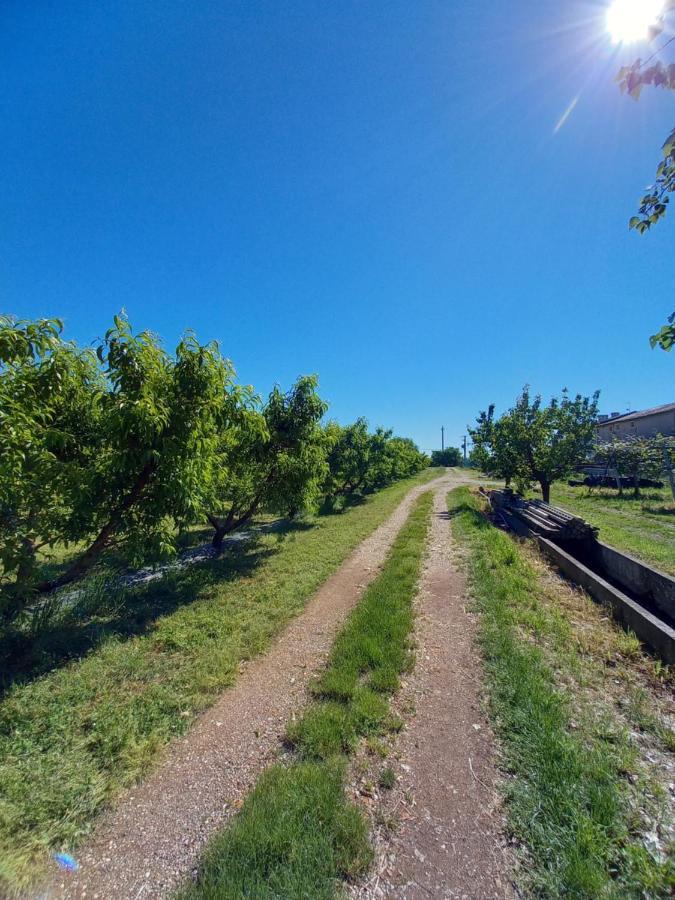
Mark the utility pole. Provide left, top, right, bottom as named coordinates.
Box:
left=462, top=435, right=467, bottom=466
left=441, top=426, right=444, bottom=452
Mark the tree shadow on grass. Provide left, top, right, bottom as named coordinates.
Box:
left=583, top=489, right=667, bottom=504
left=646, top=505, right=675, bottom=517
left=0, top=518, right=312, bottom=697
left=317, top=493, right=368, bottom=516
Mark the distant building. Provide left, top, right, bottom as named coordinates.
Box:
left=596, top=403, right=675, bottom=442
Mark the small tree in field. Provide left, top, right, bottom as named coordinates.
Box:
left=206, top=376, right=328, bottom=547
left=468, top=405, right=522, bottom=488
left=470, top=388, right=600, bottom=502
left=508, top=387, right=600, bottom=502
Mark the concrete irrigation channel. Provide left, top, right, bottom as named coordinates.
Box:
left=484, top=489, right=675, bottom=664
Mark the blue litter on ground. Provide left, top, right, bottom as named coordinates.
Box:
left=53, top=852, right=79, bottom=871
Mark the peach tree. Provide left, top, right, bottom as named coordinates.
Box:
left=0, top=315, right=235, bottom=620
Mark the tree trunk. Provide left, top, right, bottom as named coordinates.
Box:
left=209, top=467, right=277, bottom=548
left=540, top=481, right=551, bottom=503
left=210, top=504, right=258, bottom=548
left=15, top=529, right=38, bottom=587
left=37, top=460, right=156, bottom=594
left=211, top=525, right=227, bottom=548
left=1, top=538, right=37, bottom=623
left=208, top=512, right=233, bottom=548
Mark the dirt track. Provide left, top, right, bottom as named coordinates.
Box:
left=44, top=473, right=459, bottom=900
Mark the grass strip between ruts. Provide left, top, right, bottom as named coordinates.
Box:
left=177, top=490, right=433, bottom=899
left=448, top=486, right=673, bottom=898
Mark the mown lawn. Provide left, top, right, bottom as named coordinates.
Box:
left=449, top=486, right=674, bottom=898
left=178, top=491, right=433, bottom=899
left=547, top=483, right=675, bottom=576
left=0, top=469, right=439, bottom=893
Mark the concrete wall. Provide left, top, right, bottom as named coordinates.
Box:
left=537, top=538, right=675, bottom=664
left=591, top=541, right=674, bottom=626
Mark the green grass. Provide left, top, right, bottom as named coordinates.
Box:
left=449, top=486, right=673, bottom=899
left=178, top=491, right=433, bottom=899
left=0, top=469, right=439, bottom=893
left=544, top=483, right=675, bottom=576
left=177, top=760, right=370, bottom=900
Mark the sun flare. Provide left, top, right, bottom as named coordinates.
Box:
left=606, top=0, right=664, bottom=43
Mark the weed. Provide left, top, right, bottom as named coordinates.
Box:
left=288, top=493, right=432, bottom=760
left=378, top=767, right=396, bottom=790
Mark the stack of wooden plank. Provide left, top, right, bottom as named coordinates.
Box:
left=488, top=490, right=598, bottom=542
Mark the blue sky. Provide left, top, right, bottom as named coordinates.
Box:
left=1, top=1, right=672, bottom=451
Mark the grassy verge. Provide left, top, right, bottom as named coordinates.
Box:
left=0, top=470, right=439, bottom=892
left=178, top=491, right=433, bottom=899
left=449, top=486, right=673, bottom=898
left=546, top=483, right=675, bottom=576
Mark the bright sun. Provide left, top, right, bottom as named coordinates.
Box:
left=606, top=0, right=664, bottom=43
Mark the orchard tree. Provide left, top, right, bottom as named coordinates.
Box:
left=361, top=427, right=407, bottom=491
left=0, top=317, right=103, bottom=620
left=0, top=315, right=235, bottom=620
left=53, top=317, right=236, bottom=585
left=389, top=437, right=429, bottom=478
left=206, top=375, right=328, bottom=547
left=322, top=420, right=426, bottom=502
left=370, top=435, right=427, bottom=486
left=614, top=2, right=675, bottom=349
left=323, top=418, right=373, bottom=499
